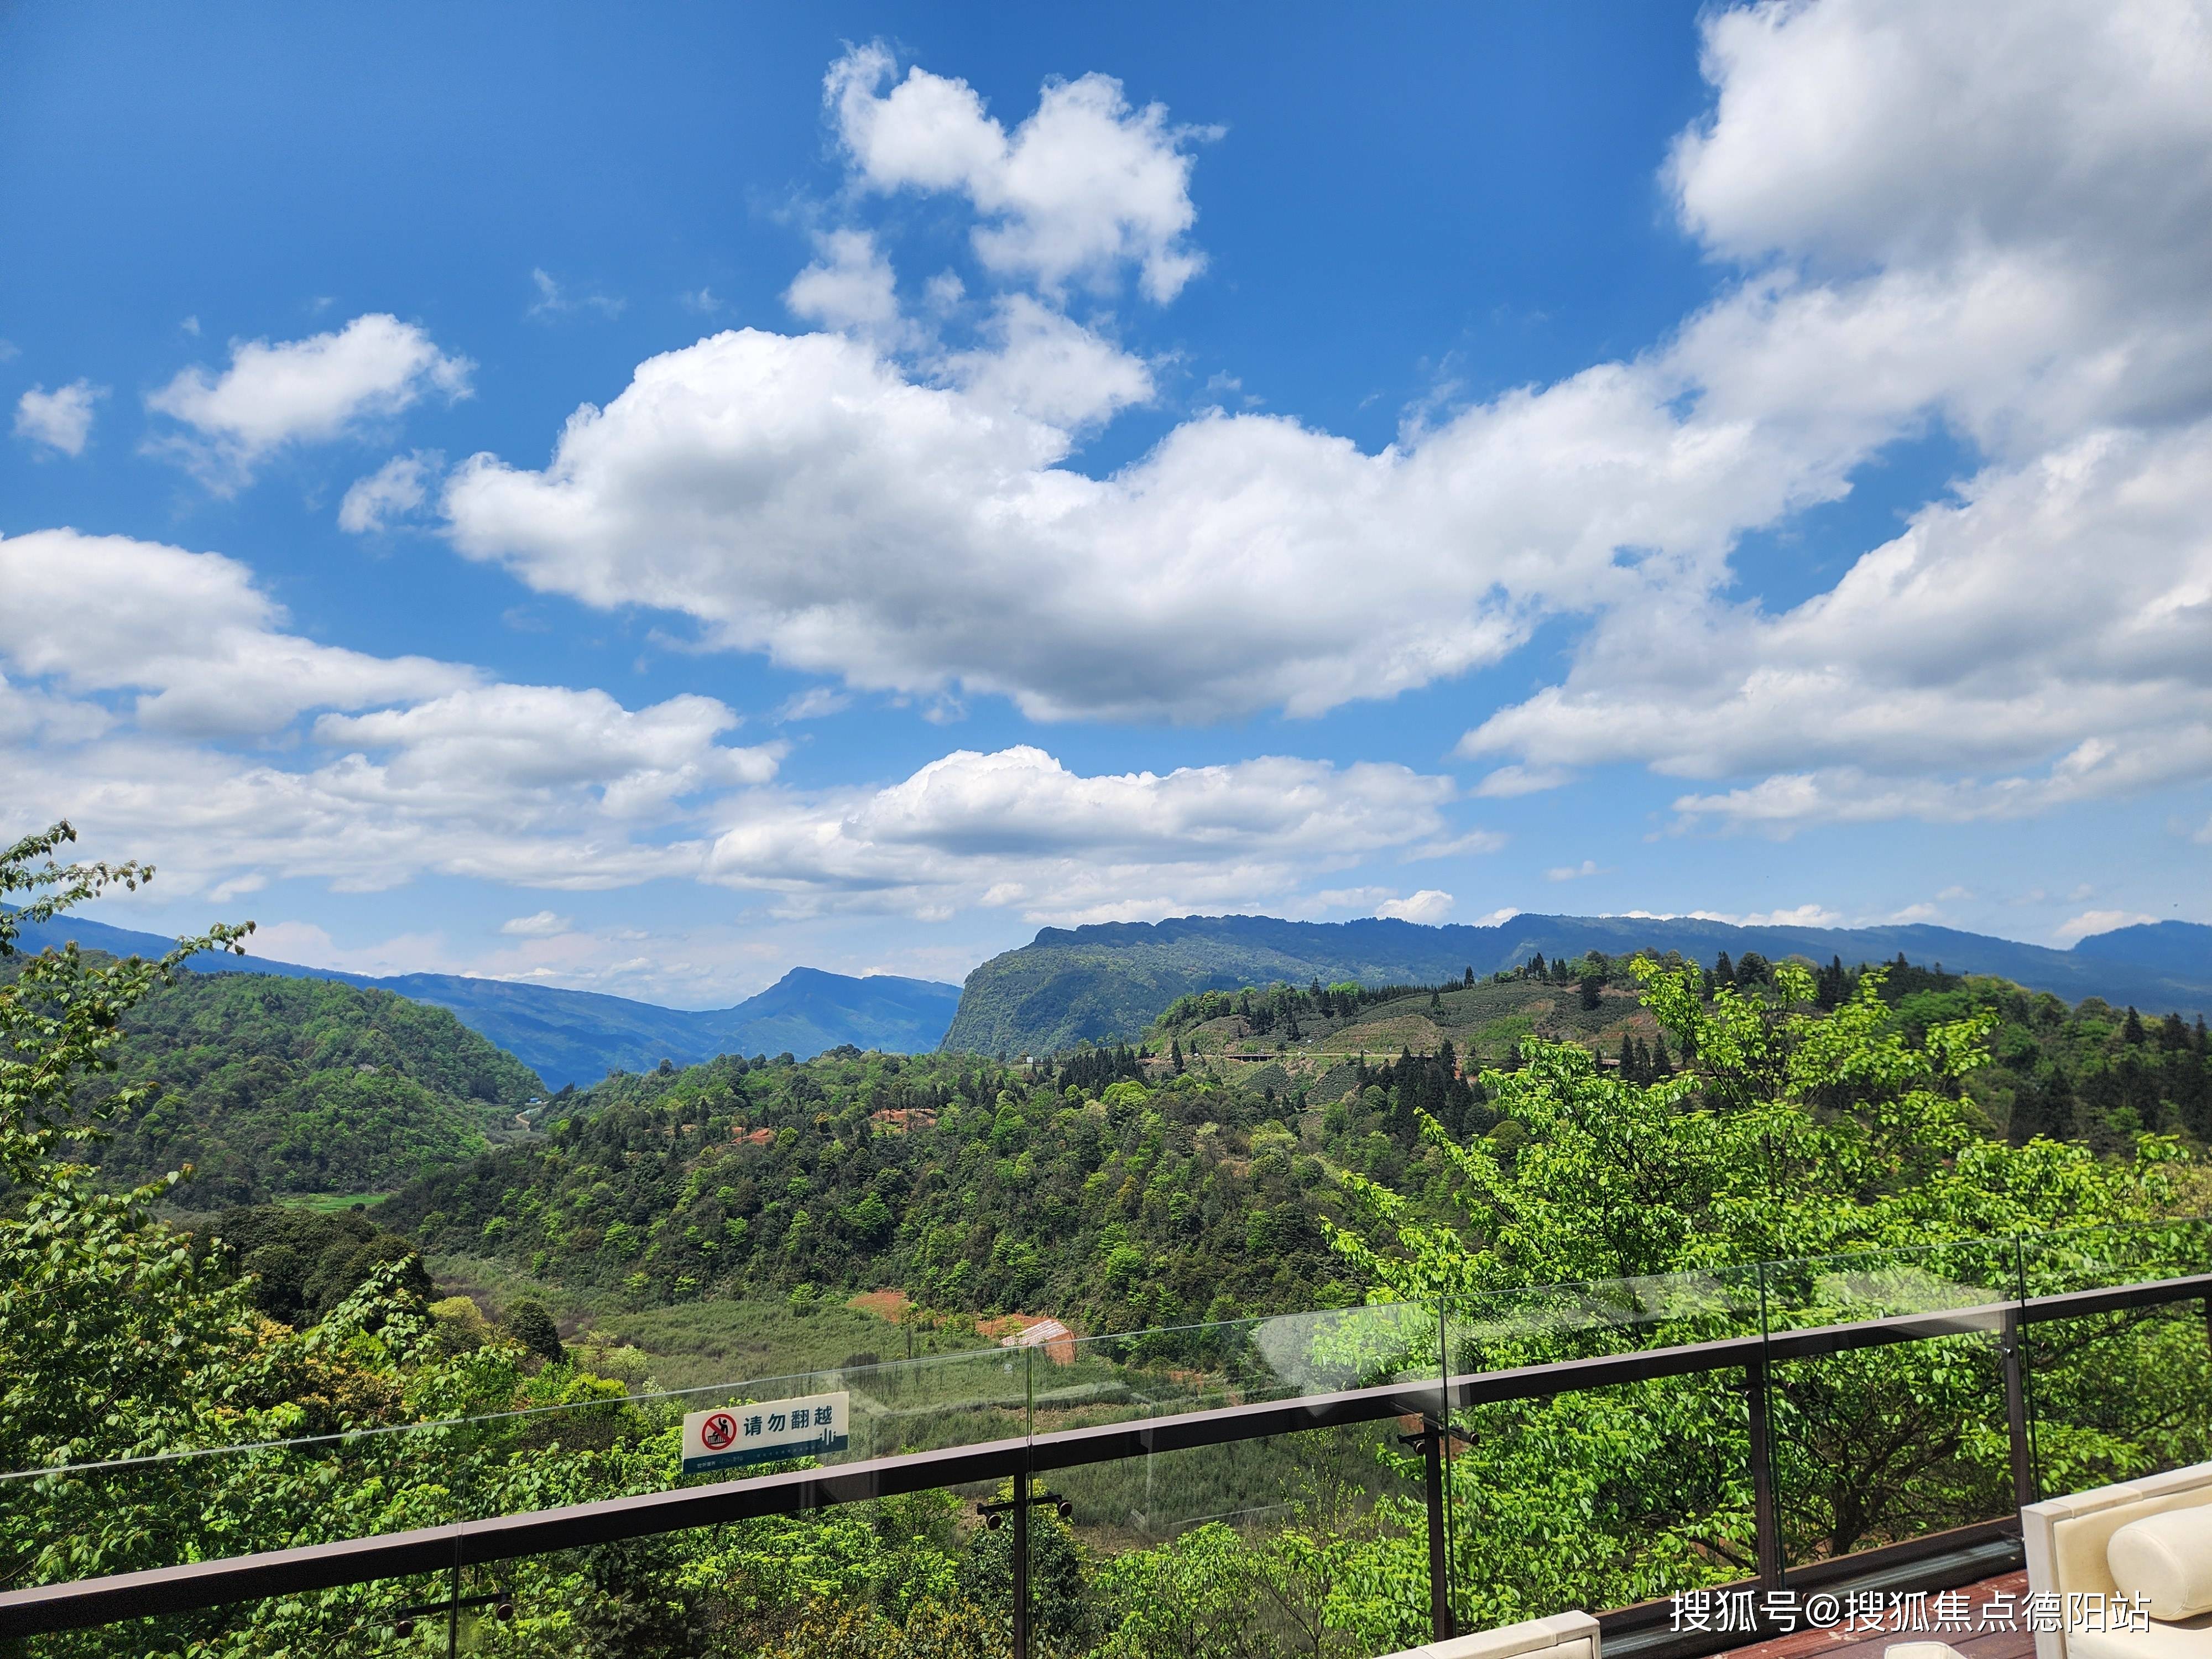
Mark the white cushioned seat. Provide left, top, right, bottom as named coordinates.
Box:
left=1392, top=1609, right=1600, bottom=1659
left=2069, top=1611, right=2212, bottom=1659
left=2111, top=1507, right=2212, bottom=1621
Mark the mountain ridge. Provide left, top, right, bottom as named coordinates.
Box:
left=4, top=910, right=962, bottom=1089
left=943, top=911, right=2212, bottom=1056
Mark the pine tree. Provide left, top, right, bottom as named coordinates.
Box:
left=1713, top=951, right=1735, bottom=989
left=1463, top=966, right=1475, bottom=987
left=1170, top=1039, right=1185, bottom=1075
left=1652, top=1034, right=1674, bottom=1076
left=1616, top=1034, right=1637, bottom=1080
left=1529, top=952, right=1547, bottom=979
left=2124, top=1006, right=2147, bottom=1045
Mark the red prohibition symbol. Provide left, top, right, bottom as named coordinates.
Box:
left=700, top=1412, right=738, bottom=1451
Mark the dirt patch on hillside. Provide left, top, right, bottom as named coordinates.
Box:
left=849, top=1289, right=912, bottom=1322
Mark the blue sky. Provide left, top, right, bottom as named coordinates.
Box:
left=4, top=2, right=2208, bottom=1005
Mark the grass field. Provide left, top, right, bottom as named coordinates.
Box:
left=429, top=1252, right=998, bottom=1392
left=273, top=1190, right=392, bottom=1213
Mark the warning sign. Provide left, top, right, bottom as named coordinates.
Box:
left=682, top=1391, right=850, bottom=1475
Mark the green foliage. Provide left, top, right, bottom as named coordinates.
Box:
left=507, top=1297, right=569, bottom=1365
left=207, top=1202, right=429, bottom=1326
left=385, top=1049, right=1354, bottom=1330
left=76, top=969, right=542, bottom=1203
left=1319, top=958, right=2196, bottom=1622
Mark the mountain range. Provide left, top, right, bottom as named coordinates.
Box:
left=17, top=907, right=2210, bottom=1084
left=941, top=912, right=2212, bottom=1055
left=4, top=910, right=962, bottom=1089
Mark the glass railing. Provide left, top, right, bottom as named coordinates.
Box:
left=7, top=1218, right=2211, bottom=1658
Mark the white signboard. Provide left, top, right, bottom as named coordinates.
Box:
left=681, top=1390, right=849, bottom=1475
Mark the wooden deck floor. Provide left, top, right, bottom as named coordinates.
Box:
left=1706, top=1571, right=2034, bottom=1659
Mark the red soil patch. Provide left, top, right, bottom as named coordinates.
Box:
left=849, top=1289, right=912, bottom=1321
left=737, top=1126, right=776, bottom=1146
left=982, top=1313, right=1078, bottom=1363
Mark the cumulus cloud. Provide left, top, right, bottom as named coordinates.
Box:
left=0, top=529, right=471, bottom=736
left=1453, top=0, right=2212, bottom=831
left=145, top=314, right=472, bottom=491
left=785, top=229, right=905, bottom=337
left=1376, top=889, right=1454, bottom=925
left=702, top=745, right=1454, bottom=922
left=826, top=44, right=1210, bottom=301
left=439, top=324, right=1799, bottom=722
left=1545, top=860, right=1606, bottom=882
left=339, top=450, right=441, bottom=533
left=314, top=685, right=782, bottom=817
left=1472, top=424, right=2212, bottom=831
left=0, top=531, right=784, bottom=898
left=14, top=379, right=107, bottom=457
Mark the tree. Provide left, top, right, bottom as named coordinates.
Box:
left=506, top=1297, right=568, bottom=1365
left=1324, top=958, right=2189, bottom=1618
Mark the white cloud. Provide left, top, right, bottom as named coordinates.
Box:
left=944, top=294, right=1152, bottom=430
left=2054, top=908, right=2162, bottom=946
left=0, top=530, right=784, bottom=898
left=1545, top=860, right=1606, bottom=882
left=439, top=321, right=1806, bottom=723
left=1451, top=0, right=2212, bottom=833
left=501, top=910, right=573, bottom=937
left=14, top=380, right=107, bottom=457
left=1471, top=423, right=2212, bottom=830
left=702, top=745, right=1453, bottom=922
left=785, top=229, right=904, bottom=337
left=775, top=686, right=853, bottom=722
left=528, top=269, right=625, bottom=320
left=338, top=450, right=441, bottom=533
left=1376, top=889, right=1454, bottom=925
left=314, top=685, right=782, bottom=817
left=827, top=44, right=1211, bottom=302
left=145, top=314, right=472, bottom=491
left=0, top=529, right=471, bottom=736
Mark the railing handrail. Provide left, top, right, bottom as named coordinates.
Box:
left=7, top=1266, right=2208, bottom=1637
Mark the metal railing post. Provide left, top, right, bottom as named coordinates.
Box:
left=2002, top=1303, right=2034, bottom=1512
left=1422, top=1426, right=1451, bottom=1641
left=1750, top=1262, right=1781, bottom=1590
left=1011, top=1465, right=1030, bottom=1659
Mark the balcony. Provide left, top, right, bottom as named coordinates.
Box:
left=3, top=1219, right=2208, bottom=1657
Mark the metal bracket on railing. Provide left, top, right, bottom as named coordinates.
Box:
left=978, top=1485, right=1071, bottom=1659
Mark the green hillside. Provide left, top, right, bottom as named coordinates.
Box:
left=382, top=951, right=2212, bottom=1363
left=87, top=969, right=545, bottom=1206
left=942, top=911, right=2212, bottom=1056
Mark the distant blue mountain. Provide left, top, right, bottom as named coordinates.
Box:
left=942, top=911, right=2212, bottom=1056
left=4, top=910, right=962, bottom=1089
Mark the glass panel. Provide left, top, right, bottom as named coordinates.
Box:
left=2026, top=1296, right=2212, bottom=1500
left=1049, top=1300, right=1445, bottom=1438
left=2018, top=1217, right=2212, bottom=1298
left=1444, top=1267, right=1766, bottom=1629
left=1062, top=1422, right=1429, bottom=1658
left=1761, top=1239, right=2020, bottom=1575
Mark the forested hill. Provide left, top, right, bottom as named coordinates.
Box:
left=5, top=908, right=961, bottom=1087
left=943, top=912, right=2212, bottom=1055
left=84, top=971, right=545, bottom=1206
left=383, top=954, right=2212, bottom=1338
